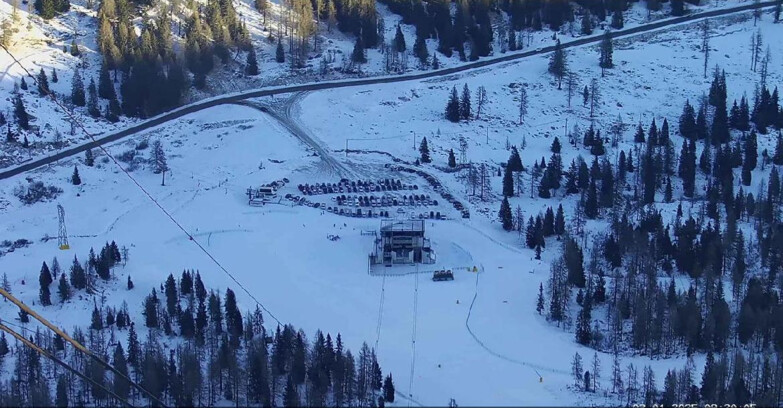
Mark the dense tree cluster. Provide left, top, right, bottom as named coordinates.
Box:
left=496, top=56, right=783, bottom=406
left=17, top=256, right=393, bottom=407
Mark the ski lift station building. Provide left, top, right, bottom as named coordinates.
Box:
left=369, top=220, right=435, bottom=266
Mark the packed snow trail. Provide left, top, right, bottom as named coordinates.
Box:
left=464, top=267, right=571, bottom=378
left=1, top=0, right=777, bottom=180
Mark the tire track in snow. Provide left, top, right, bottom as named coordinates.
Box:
left=465, top=266, right=571, bottom=379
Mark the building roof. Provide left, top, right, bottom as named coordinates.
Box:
left=380, top=219, right=425, bottom=233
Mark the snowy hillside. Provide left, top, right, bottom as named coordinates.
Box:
left=1, top=1, right=783, bottom=407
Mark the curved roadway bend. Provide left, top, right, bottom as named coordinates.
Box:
left=0, top=0, right=775, bottom=180
left=230, top=97, right=354, bottom=178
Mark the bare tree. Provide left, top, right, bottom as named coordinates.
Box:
left=752, top=30, right=763, bottom=72
left=566, top=71, right=579, bottom=108
left=475, top=86, right=488, bottom=119
left=518, top=87, right=528, bottom=124
left=589, top=78, right=601, bottom=118
left=701, top=19, right=710, bottom=78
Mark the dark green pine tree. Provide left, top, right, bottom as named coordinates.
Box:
left=69, top=256, right=86, bottom=290
left=585, top=180, right=599, bottom=218
left=599, top=30, right=613, bottom=74
left=57, top=273, right=70, bottom=301
left=97, top=63, right=114, bottom=100
left=283, top=375, right=299, bottom=407
left=507, top=146, right=524, bottom=171
left=394, top=25, right=406, bottom=53
left=85, top=148, right=95, bottom=166
left=419, top=137, right=431, bottom=163
left=498, top=197, right=513, bottom=231
left=460, top=84, right=471, bottom=120
left=37, top=68, right=50, bottom=96
left=127, top=275, right=134, bottom=290
left=711, top=99, right=730, bottom=146
left=413, top=36, right=429, bottom=65
left=87, top=78, right=100, bottom=117
left=611, top=9, right=624, bottom=29
left=276, top=39, right=285, bottom=63
left=71, top=165, right=81, bottom=185
left=246, top=46, right=259, bottom=76
left=642, top=148, right=656, bottom=204
left=671, top=0, right=685, bottom=16
left=351, top=35, right=366, bottom=64
left=55, top=376, right=68, bottom=408
left=90, top=304, right=103, bottom=330
left=551, top=137, right=561, bottom=153
left=554, top=204, right=565, bottom=235
left=536, top=283, right=545, bottom=314
left=445, top=86, right=461, bottom=122
left=502, top=165, right=514, bottom=197
left=71, top=69, right=86, bottom=107
left=51, top=68, right=58, bottom=83
left=448, top=149, right=456, bottom=168
left=383, top=374, right=395, bottom=402
left=14, top=94, right=29, bottom=130
left=548, top=40, right=568, bottom=89
left=581, top=11, right=593, bottom=35
left=634, top=122, right=646, bottom=143
left=106, top=96, right=121, bottom=123
left=664, top=177, right=673, bottom=203
left=679, top=100, right=697, bottom=140
left=696, top=104, right=708, bottom=140
left=20, top=77, right=28, bottom=90
left=164, top=274, right=178, bottom=317
left=70, top=40, right=80, bottom=56
left=773, top=133, right=783, bottom=165
left=39, top=262, right=53, bottom=306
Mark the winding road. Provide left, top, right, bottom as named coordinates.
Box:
left=0, top=0, right=776, bottom=181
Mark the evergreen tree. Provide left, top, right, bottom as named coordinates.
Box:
left=71, top=69, right=86, bottom=107
left=448, top=149, right=456, bottom=168
left=37, top=68, right=50, bottom=96
left=246, top=46, right=259, bottom=76
left=351, top=35, right=366, bottom=64
left=679, top=100, right=697, bottom=141
left=554, top=204, right=565, bottom=235
left=97, top=63, right=115, bottom=100
left=548, top=40, right=568, bottom=89
left=55, top=376, right=68, bottom=408
left=499, top=197, right=513, bottom=231
left=39, top=261, right=52, bottom=306
left=585, top=180, right=599, bottom=218
left=445, top=86, right=461, bottom=122
left=383, top=374, right=395, bottom=402
left=502, top=165, right=514, bottom=197
left=87, top=79, right=100, bottom=117
left=599, top=30, right=613, bottom=74
left=14, top=94, right=29, bottom=130
left=460, top=84, right=471, bottom=120
left=276, top=39, right=285, bottom=63
left=394, top=25, right=406, bottom=53
left=90, top=304, right=103, bottom=330
left=127, top=275, right=134, bottom=290
left=536, top=283, right=545, bottom=314
left=71, top=165, right=81, bottom=185
left=413, top=35, right=429, bottom=65
left=419, top=137, right=431, bottom=163
left=57, top=273, right=70, bottom=302
left=283, top=375, right=299, bottom=407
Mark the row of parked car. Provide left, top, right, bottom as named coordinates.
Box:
left=333, top=194, right=437, bottom=208
left=298, top=178, right=419, bottom=196
left=323, top=207, right=445, bottom=220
